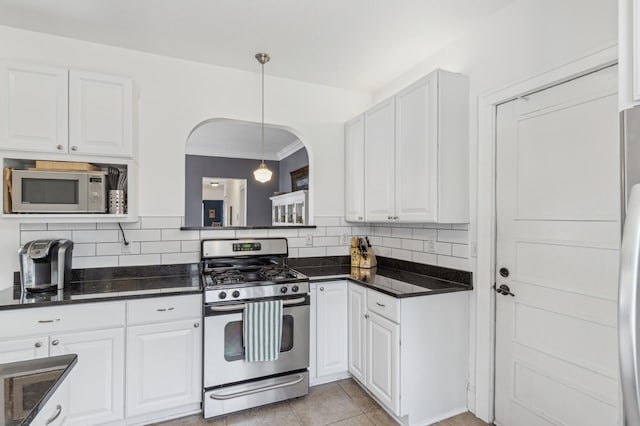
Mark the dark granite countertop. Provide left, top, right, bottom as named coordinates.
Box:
left=0, top=354, right=77, bottom=425
left=0, top=264, right=202, bottom=311
left=289, top=256, right=472, bottom=299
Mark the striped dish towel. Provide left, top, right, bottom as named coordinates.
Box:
left=243, top=300, right=283, bottom=362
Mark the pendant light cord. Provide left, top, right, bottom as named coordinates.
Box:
left=261, top=61, right=265, bottom=166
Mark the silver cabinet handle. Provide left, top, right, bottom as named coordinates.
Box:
left=209, top=374, right=305, bottom=400
left=376, top=302, right=386, bottom=307
left=71, top=145, right=78, bottom=151
left=35, top=342, right=42, bottom=348
left=194, top=323, right=200, bottom=328
left=45, top=405, right=62, bottom=425
left=56, top=145, right=64, bottom=151
left=156, top=307, right=175, bottom=312
left=365, top=314, right=369, bottom=319
left=51, top=340, right=59, bottom=346
left=319, top=287, right=324, bottom=291
left=38, top=319, right=60, bottom=323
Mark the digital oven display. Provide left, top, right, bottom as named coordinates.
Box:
left=232, top=242, right=262, bottom=252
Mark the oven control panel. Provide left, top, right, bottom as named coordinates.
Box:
left=232, top=242, right=262, bottom=252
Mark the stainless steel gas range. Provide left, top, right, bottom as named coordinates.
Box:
left=200, top=238, right=310, bottom=418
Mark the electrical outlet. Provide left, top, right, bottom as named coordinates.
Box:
left=121, top=242, right=132, bottom=253
left=426, top=240, right=436, bottom=252
left=340, top=233, right=350, bottom=245
left=305, top=234, right=313, bottom=246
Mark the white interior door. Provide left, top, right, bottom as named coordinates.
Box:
left=495, top=65, right=620, bottom=426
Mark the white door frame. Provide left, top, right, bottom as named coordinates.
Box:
left=474, top=41, right=618, bottom=422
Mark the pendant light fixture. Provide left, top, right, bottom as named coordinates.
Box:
left=253, top=52, right=273, bottom=183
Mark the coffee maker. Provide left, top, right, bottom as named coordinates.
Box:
left=19, top=239, right=74, bottom=292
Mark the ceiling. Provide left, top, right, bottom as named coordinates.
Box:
left=0, top=0, right=515, bottom=91
left=186, top=119, right=303, bottom=161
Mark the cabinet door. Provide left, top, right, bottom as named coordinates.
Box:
left=347, top=283, right=366, bottom=383
left=69, top=71, right=133, bottom=157
left=31, top=376, right=70, bottom=426
left=395, top=76, right=438, bottom=222
left=0, top=335, right=49, bottom=363
left=49, top=328, right=125, bottom=425
left=0, top=62, right=68, bottom=153
left=364, top=97, right=396, bottom=222
left=345, top=114, right=365, bottom=222
left=309, top=283, right=317, bottom=380
left=125, top=318, right=202, bottom=417
left=366, top=311, right=400, bottom=415
left=316, top=280, right=348, bottom=377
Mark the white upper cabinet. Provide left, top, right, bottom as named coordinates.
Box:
left=69, top=71, right=133, bottom=157
left=364, top=97, right=396, bottom=222
left=0, top=62, right=69, bottom=153
left=0, top=61, right=134, bottom=158
left=344, top=114, right=365, bottom=222
left=345, top=69, right=469, bottom=223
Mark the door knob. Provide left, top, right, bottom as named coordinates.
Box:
left=499, top=267, right=510, bottom=278
left=51, top=339, right=60, bottom=346
left=35, top=342, right=42, bottom=348
left=56, top=144, right=64, bottom=150
left=494, top=284, right=515, bottom=297
left=71, top=145, right=78, bottom=151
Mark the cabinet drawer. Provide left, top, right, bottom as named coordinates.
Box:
left=366, top=290, right=399, bottom=323
left=127, top=294, right=201, bottom=325
left=0, top=302, right=125, bottom=339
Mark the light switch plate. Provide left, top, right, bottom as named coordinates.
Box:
left=305, top=234, right=313, bottom=246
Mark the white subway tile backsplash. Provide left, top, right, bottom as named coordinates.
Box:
left=288, top=248, right=299, bottom=257
left=298, top=247, right=327, bottom=257
left=287, top=237, right=307, bottom=248
left=125, top=229, right=161, bottom=242
left=326, top=245, right=350, bottom=256
left=73, top=243, right=96, bottom=257
left=48, top=223, right=97, bottom=231
left=412, top=251, right=437, bottom=265
left=412, top=228, right=437, bottom=240
left=267, top=229, right=299, bottom=238
left=369, top=236, right=383, bottom=246
left=391, top=227, right=412, bottom=239
left=375, top=246, right=392, bottom=257
left=373, top=227, right=391, bottom=237
left=435, top=242, right=452, bottom=256
left=452, top=244, right=469, bottom=258
left=162, top=229, right=199, bottom=241
left=73, top=256, right=119, bottom=269
left=161, top=252, right=199, bottom=265
left=401, top=239, right=423, bottom=251
left=324, top=227, right=351, bottom=237
left=437, top=255, right=470, bottom=271
left=451, top=223, right=469, bottom=230
left=141, top=241, right=181, bottom=254
left=21, top=230, right=72, bottom=245
left=437, top=229, right=468, bottom=244
left=381, top=237, right=402, bottom=249
left=96, top=221, right=141, bottom=230
left=72, top=230, right=119, bottom=243
left=119, top=254, right=161, bottom=267
left=200, top=229, right=236, bottom=239
left=20, top=223, right=47, bottom=231
left=391, top=248, right=412, bottom=261
left=351, top=226, right=372, bottom=235
left=313, top=236, right=340, bottom=247
left=141, top=216, right=182, bottom=229
left=97, top=242, right=141, bottom=256
left=237, top=229, right=269, bottom=238
left=181, top=240, right=201, bottom=252
left=299, top=227, right=326, bottom=237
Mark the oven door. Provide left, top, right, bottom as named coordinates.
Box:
left=204, top=295, right=310, bottom=388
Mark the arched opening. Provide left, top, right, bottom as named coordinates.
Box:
left=184, top=118, right=312, bottom=228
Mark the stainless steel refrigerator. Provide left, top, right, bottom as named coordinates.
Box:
left=618, top=105, right=640, bottom=426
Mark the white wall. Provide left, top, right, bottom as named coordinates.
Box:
left=370, top=0, right=617, bottom=416
left=0, top=25, right=372, bottom=283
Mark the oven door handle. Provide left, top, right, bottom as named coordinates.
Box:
left=208, top=374, right=305, bottom=400
left=208, top=297, right=307, bottom=312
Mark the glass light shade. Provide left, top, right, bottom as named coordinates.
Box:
left=253, top=163, right=272, bottom=183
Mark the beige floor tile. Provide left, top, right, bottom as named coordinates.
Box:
left=330, top=414, right=375, bottom=425
left=225, top=401, right=301, bottom=426
left=289, top=382, right=363, bottom=425
left=365, top=408, right=399, bottom=426
left=337, top=379, right=380, bottom=414
left=433, top=412, right=489, bottom=426
left=153, top=413, right=225, bottom=425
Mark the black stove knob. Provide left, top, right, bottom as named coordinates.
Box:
left=232, top=290, right=240, bottom=298
left=219, top=291, right=227, bottom=299
left=292, top=285, right=299, bottom=293
left=280, top=286, right=288, bottom=294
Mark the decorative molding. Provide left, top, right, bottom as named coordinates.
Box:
left=277, top=139, right=305, bottom=160
left=185, top=145, right=279, bottom=161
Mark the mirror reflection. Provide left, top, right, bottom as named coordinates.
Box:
left=185, top=119, right=310, bottom=227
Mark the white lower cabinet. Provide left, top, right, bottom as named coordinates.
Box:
left=347, top=282, right=469, bottom=425
left=126, top=318, right=202, bottom=417
left=310, top=280, right=349, bottom=384
left=31, top=376, right=70, bottom=426
left=0, top=335, right=49, bottom=363
left=49, top=328, right=125, bottom=425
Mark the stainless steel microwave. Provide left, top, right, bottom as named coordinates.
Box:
left=11, top=170, right=108, bottom=213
